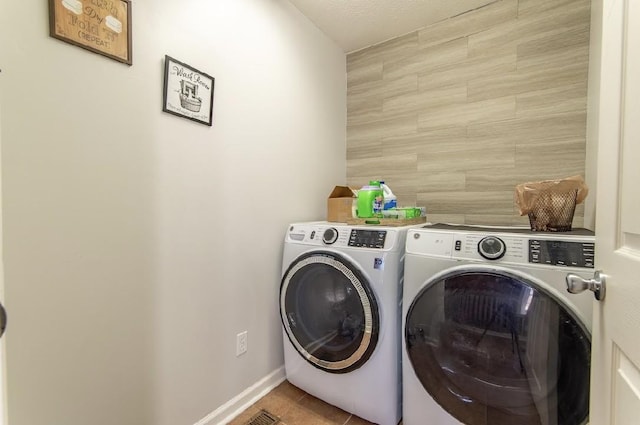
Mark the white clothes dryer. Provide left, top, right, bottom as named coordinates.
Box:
left=280, top=221, right=413, bottom=425
left=402, top=224, right=594, bottom=425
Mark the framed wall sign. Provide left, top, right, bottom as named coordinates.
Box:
left=162, top=55, right=215, bottom=127
left=48, top=0, right=132, bottom=65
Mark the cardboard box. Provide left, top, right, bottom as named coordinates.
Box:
left=327, top=186, right=356, bottom=222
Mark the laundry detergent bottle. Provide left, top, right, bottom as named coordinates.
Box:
left=357, top=181, right=384, bottom=218
left=380, top=181, right=397, bottom=210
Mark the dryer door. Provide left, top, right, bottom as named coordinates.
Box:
left=405, top=268, right=590, bottom=425
left=280, top=251, right=379, bottom=373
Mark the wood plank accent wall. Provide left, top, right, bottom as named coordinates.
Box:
left=346, top=0, right=590, bottom=226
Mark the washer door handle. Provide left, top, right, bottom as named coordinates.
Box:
left=566, top=270, right=606, bottom=301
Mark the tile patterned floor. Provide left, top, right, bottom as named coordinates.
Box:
left=227, top=380, right=396, bottom=425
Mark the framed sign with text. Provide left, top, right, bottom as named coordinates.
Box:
left=49, top=0, right=132, bottom=65
left=162, top=55, right=215, bottom=126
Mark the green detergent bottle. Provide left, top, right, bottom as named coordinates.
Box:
left=356, top=181, right=384, bottom=218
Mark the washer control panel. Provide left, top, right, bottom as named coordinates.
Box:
left=287, top=223, right=401, bottom=251
left=348, top=229, right=387, bottom=249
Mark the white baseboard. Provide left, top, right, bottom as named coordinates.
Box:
left=194, top=366, right=286, bottom=425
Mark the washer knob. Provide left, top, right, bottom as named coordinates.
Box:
left=478, top=236, right=506, bottom=260
left=322, top=228, right=339, bottom=244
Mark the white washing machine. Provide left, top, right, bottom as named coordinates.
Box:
left=402, top=224, right=595, bottom=425
left=280, top=221, right=413, bottom=425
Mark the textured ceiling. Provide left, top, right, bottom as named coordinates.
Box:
left=288, top=0, right=497, bottom=53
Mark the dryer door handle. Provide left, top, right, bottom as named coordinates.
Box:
left=0, top=301, right=6, bottom=338
left=566, top=270, right=606, bottom=301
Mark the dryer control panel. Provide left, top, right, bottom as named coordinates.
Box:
left=529, top=239, right=594, bottom=268
left=406, top=225, right=595, bottom=269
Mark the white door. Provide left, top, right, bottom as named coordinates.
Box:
left=0, top=82, right=6, bottom=425
left=588, top=0, right=640, bottom=424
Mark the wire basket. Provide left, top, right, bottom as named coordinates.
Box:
left=527, top=189, right=578, bottom=232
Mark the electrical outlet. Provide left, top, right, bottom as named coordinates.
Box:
left=236, top=331, right=248, bottom=356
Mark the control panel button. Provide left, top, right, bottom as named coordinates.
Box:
left=322, top=228, right=339, bottom=245
left=478, top=236, right=506, bottom=260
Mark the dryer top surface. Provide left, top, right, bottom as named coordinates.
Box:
left=423, top=222, right=594, bottom=237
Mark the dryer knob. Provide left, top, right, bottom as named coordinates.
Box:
left=478, top=236, right=506, bottom=260
left=322, top=228, right=339, bottom=245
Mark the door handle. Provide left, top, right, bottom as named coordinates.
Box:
left=566, top=270, right=606, bottom=301
left=0, top=301, right=6, bottom=338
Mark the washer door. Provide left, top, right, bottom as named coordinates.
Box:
left=405, top=268, right=590, bottom=425
left=280, top=251, right=379, bottom=373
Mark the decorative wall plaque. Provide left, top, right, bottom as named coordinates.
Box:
left=49, top=0, right=132, bottom=65
left=162, top=55, right=215, bottom=126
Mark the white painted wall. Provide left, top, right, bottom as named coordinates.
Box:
left=0, top=1, right=346, bottom=424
